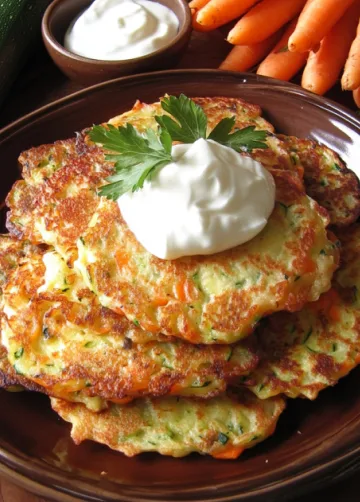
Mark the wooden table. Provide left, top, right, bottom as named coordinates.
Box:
left=0, top=30, right=359, bottom=502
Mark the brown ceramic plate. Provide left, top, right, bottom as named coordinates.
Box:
left=0, top=70, right=360, bottom=502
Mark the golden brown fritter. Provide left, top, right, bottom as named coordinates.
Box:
left=6, top=133, right=112, bottom=259
left=0, top=344, right=28, bottom=390
left=2, top=94, right=360, bottom=460
left=108, top=96, right=275, bottom=133
left=245, top=224, right=360, bottom=400
left=6, top=97, right=339, bottom=344
left=0, top=234, right=40, bottom=289
left=6, top=96, right=275, bottom=254
left=1, top=244, right=259, bottom=410
left=51, top=389, right=285, bottom=458
left=278, top=135, right=360, bottom=227
left=76, top=172, right=338, bottom=344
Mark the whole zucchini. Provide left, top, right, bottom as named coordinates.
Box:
left=0, top=0, right=51, bottom=108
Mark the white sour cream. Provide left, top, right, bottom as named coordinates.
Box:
left=64, top=0, right=179, bottom=61
left=118, top=138, right=275, bottom=260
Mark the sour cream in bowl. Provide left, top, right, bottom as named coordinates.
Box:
left=41, top=0, right=191, bottom=84
left=64, top=0, right=179, bottom=61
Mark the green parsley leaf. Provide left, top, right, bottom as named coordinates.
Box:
left=90, top=94, right=268, bottom=200
left=211, top=124, right=268, bottom=153
left=89, top=123, right=172, bottom=200
left=155, top=94, right=207, bottom=143
left=207, top=116, right=236, bottom=142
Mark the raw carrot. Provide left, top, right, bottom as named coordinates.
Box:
left=288, top=0, right=356, bottom=53
left=353, top=87, right=360, bottom=108
left=219, top=31, right=281, bottom=71
left=189, top=0, right=211, bottom=11
left=227, top=0, right=306, bottom=45
left=256, top=19, right=308, bottom=81
left=189, top=0, right=211, bottom=26
left=301, top=2, right=360, bottom=95
left=342, top=18, right=360, bottom=90
left=193, top=0, right=259, bottom=32
left=192, top=12, right=213, bottom=31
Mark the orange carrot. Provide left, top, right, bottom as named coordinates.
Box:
left=212, top=446, right=245, bottom=459
left=256, top=19, right=308, bottom=81
left=353, top=87, right=360, bottom=108
left=194, top=0, right=259, bottom=32
left=152, top=297, right=169, bottom=307
left=189, top=0, right=211, bottom=11
left=174, top=278, right=197, bottom=302
left=192, top=12, right=213, bottom=31
left=227, top=0, right=306, bottom=45
left=111, top=397, right=133, bottom=404
left=301, top=3, right=360, bottom=95
left=115, top=250, right=129, bottom=268
left=301, top=256, right=316, bottom=274
left=342, top=18, right=360, bottom=90
left=141, top=321, right=160, bottom=333
left=219, top=31, right=281, bottom=71
left=170, top=383, right=184, bottom=394
left=288, top=0, right=356, bottom=53
left=189, top=0, right=211, bottom=26
left=174, top=279, right=187, bottom=302
left=53, top=379, right=87, bottom=394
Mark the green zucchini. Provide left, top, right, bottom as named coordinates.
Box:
left=0, top=0, right=51, bottom=107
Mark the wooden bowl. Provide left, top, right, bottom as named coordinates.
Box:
left=41, top=0, right=192, bottom=84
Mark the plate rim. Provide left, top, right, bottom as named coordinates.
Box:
left=1, top=69, right=359, bottom=138
left=1, top=68, right=360, bottom=502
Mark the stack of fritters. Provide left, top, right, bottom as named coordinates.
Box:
left=1, top=97, right=359, bottom=458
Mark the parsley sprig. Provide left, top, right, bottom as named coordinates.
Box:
left=89, top=94, right=268, bottom=200
left=90, top=123, right=172, bottom=200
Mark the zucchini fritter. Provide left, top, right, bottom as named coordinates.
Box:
left=278, top=135, right=360, bottom=227
left=51, top=389, right=285, bottom=458
left=0, top=344, right=27, bottom=391
left=2, top=95, right=360, bottom=460
left=6, top=134, right=111, bottom=255
left=6, top=96, right=274, bottom=254
left=76, top=178, right=338, bottom=344
left=247, top=224, right=360, bottom=400
left=5, top=97, right=339, bottom=344
left=1, top=245, right=259, bottom=409
left=0, top=234, right=39, bottom=288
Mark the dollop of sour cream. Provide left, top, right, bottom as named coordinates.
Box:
left=64, top=0, right=179, bottom=61
left=118, top=138, right=276, bottom=260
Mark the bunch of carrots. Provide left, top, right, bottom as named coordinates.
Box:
left=190, top=0, right=360, bottom=108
